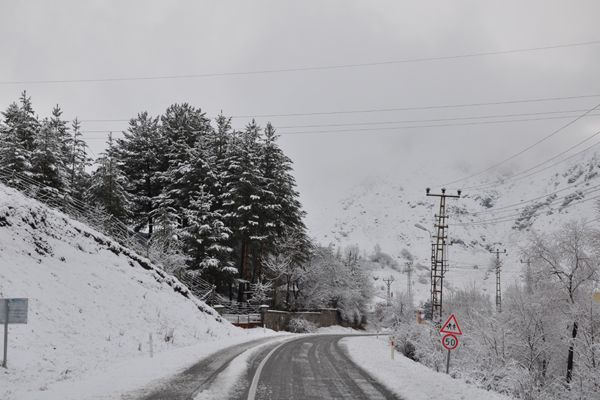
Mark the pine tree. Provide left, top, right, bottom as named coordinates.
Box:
left=0, top=103, right=31, bottom=177
left=87, top=133, right=130, bottom=220
left=0, top=92, right=40, bottom=178
left=260, top=122, right=306, bottom=241
left=30, top=117, right=64, bottom=189
left=17, top=91, right=40, bottom=156
left=49, top=105, right=70, bottom=181
left=117, top=112, right=163, bottom=233
left=180, top=135, right=234, bottom=281
left=148, top=201, right=187, bottom=273
left=222, top=120, right=269, bottom=285
left=159, top=103, right=212, bottom=218
left=64, top=118, right=91, bottom=200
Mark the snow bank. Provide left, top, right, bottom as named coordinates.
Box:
left=342, top=336, right=513, bottom=400
left=0, top=184, right=271, bottom=399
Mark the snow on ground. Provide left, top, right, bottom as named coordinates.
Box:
left=342, top=336, right=513, bottom=400
left=0, top=183, right=277, bottom=400
left=311, top=153, right=600, bottom=305
left=26, top=329, right=282, bottom=400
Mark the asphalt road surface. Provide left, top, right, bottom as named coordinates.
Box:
left=242, top=334, right=399, bottom=400
left=132, top=334, right=399, bottom=400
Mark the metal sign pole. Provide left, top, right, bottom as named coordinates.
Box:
left=445, top=349, right=450, bottom=374
left=2, top=300, right=8, bottom=368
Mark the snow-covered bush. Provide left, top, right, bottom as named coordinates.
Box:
left=288, top=318, right=316, bottom=333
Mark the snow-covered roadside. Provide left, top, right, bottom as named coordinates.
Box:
left=0, top=183, right=282, bottom=399
left=341, top=336, right=513, bottom=400
left=14, top=329, right=284, bottom=400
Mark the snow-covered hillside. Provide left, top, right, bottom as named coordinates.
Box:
left=310, top=152, right=600, bottom=303
left=0, top=183, right=252, bottom=399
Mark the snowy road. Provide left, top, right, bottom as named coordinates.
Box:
left=242, top=334, right=399, bottom=400
left=132, top=334, right=398, bottom=400
left=130, top=336, right=277, bottom=400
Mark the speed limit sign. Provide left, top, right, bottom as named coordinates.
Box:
left=441, top=334, right=459, bottom=351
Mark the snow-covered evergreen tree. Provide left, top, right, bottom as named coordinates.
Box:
left=179, top=133, right=235, bottom=282
left=0, top=92, right=40, bottom=178
left=30, top=117, right=64, bottom=189
left=117, top=112, right=163, bottom=233
left=64, top=118, right=91, bottom=200
left=260, top=122, right=307, bottom=243
left=0, top=103, right=32, bottom=177
left=221, top=120, right=269, bottom=283
left=87, top=133, right=130, bottom=220
left=159, top=103, right=212, bottom=218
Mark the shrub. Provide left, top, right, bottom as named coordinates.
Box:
left=288, top=318, right=316, bottom=333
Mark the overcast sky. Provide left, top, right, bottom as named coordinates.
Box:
left=2, top=0, right=600, bottom=233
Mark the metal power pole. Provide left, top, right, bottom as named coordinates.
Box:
left=383, top=276, right=395, bottom=306
left=405, top=261, right=413, bottom=301
left=426, top=188, right=461, bottom=322
left=520, top=259, right=533, bottom=294
left=491, top=249, right=507, bottom=312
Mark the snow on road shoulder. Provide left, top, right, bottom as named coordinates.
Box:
left=341, top=336, right=513, bottom=400
left=19, top=329, right=284, bottom=400
left=0, top=183, right=282, bottom=400
left=194, top=335, right=293, bottom=400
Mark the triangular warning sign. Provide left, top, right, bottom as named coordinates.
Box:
left=440, top=314, right=462, bottom=335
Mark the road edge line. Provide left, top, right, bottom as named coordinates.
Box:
left=246, top=338, right=295, bottom=400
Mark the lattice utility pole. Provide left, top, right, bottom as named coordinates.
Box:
left=491, top=249, right=507, bottom=312
left=426, top=188, right=461, bottom=322
left=405, top=261, right=413, bottom=301
left=383, top=276, right=395, bottom=306
left=520, top=259, right=533, bottom=294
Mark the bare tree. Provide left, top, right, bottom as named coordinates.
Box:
left=527, top=221, right=599, bottom=384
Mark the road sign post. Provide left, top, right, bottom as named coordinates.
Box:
left=439, top=313, right=462, bottom=375
left=1, top=298, right=28, bottom=368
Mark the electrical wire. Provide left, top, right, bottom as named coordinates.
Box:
left=463, top=129, right=600, bottom=190
left=442, top=101, right=600, bottom=187
left=2, top=39, right=599, bottom=86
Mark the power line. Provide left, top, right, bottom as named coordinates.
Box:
left=457, top=189, right=600, bottom=227
left=76, top=94, right=600, bottom=123
left=2, top=39, right=600, bottom=86
left=78, top=113, right=600, bottom=139
left=443, top=101, right=600, bottom=187
left=463, top=128, right=600, bottom=190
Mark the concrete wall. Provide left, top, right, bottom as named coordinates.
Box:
left=262, top=309, right=341, bottom=332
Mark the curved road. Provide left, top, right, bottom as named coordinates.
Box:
left=242, top=334, right=398, bottom=400
left=133, top=334, right=399, bottom=400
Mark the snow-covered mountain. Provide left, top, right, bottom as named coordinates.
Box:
left=0, top=183, right=250, bottom=399
left=309, top=152, right=600, bottom=304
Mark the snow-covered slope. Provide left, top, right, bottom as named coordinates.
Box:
left=0, top=183, right=245, bottom=399
left=310, top=152, right=600, bottom=303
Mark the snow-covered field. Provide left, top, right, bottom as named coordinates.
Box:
left=342, top=336, right=513, bottom=400
left=0, top=184, right=278, bottom=400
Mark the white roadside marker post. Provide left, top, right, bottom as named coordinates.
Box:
left=389, top=336, right=395, bottom=360
left=149, top=333, right=154, bottom=358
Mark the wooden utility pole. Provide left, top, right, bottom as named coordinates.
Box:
left=383, top=276, right=395, bottom=306
left=426, top=188, right=461, bottom=322
left=491, top=249, right=507, bottom=312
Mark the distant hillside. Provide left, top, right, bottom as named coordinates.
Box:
left=310, top=153, right=600, bottom=303
left=0, top=183, right=240, bottom=399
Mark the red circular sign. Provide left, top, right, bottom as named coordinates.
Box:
left=441, top=334, right=459, bottom=350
